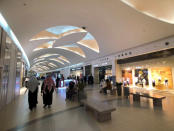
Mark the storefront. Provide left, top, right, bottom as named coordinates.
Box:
left=94, top=65, right=112, bottom=83
left=119, top=56, right=174, bottom=90
left=85, top=65, right=92, bottom=76
left=0, top=26, right=25, bottom=109
left=70, top=67, right=83, bottom=78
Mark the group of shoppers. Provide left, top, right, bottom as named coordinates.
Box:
left=56, top=74, right=64, bottom=88
left=67, top=74, right=94, bottom=85
left=100, top=79, right=112, bottom=95
left=66, top=78, right=86, bottom=101
left=26, top=73, right=89, bottom=111
left=26, top=74, right=55, bottom=111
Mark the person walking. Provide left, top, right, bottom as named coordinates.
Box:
left=66, top=81, right=75, bottom=100
left=56, top=76, right=60, bottom=88
left=26, top=75, right=39, bottom=111
left=62, top=75, right=65, bottom=87
left=42, top=75, right=56, bottom=108
left=83, top=76, right=87, bottom=85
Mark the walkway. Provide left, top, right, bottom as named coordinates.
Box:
left=1, top=84, right=174, bottom=131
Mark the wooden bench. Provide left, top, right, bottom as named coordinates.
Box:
left=81, top=100, right=116, bottom=122
left=129, top=92, right=166, bottom=106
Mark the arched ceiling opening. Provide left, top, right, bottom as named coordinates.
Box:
left=28, top=25, right=99, bottom=72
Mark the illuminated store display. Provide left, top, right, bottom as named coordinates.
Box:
left=135, top=69, right=149, bottom=87
left=151, top=67, right=173, bottom=89
left=122, top=70, right=132, bottom=86
left=120, top=56, right=174, bottom=90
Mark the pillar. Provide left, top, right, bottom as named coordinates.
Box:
left=111, top=57, right=116, bottom=76
left=148, top=68, right=153, bottom=89
left=115, top=60, right=122, bottom=82
left=172, top=67, right=174, bottom=89
left=132, top=69, right=135, bottom=86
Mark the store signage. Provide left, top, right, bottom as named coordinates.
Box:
left=70, top=67, right=83, bottom=71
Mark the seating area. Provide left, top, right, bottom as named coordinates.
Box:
left=99, top=85, right=166, bottom=107
left=129, top=92, right=166, bottom=106
left=1, top=84, right=174, bottom=131
left=81, top=99, right=116, bottom=122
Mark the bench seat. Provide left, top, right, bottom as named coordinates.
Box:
left=81, top=100, right=116, bottom=122
left=129, top=92, right=166, bottom=106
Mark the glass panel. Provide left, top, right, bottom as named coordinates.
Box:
left=15, top=50, right=22, bottom=95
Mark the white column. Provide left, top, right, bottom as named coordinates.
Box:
left=172, top=67, right=174, bottom=89
left=83, top=66, right=85, bottom=76
left=112, top=58, right=116, bottom=76
left=92, top=65, right=94, bottom=76
left=148, top=68, right=153, bottom=89
left=132, top=69, right=135, bottom=86
left=115, top=60, right=122, bottom=82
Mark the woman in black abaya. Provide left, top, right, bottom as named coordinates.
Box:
left=41, top=75, right=55, bottom=108
left=26, top=75, right=39, bottom=111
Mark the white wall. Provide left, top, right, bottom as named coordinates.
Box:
left=58, top=36, right=174, bottom=82
left=60, top=67, right=70, bottom=79
left=114, top=36, right=174, bottom=60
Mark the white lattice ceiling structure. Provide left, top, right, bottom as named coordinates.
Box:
left=28, top=25, right=99, bottom=72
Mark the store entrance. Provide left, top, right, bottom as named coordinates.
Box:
left=151, top=67, right=173, bottom=90
left=94, top=65, right=112, bottom=84
left=70, top=67, right=83, bottom=79
left=121, top=67, right=173, bottom=90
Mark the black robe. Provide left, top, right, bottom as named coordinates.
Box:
left=28, top=87, right=38, bottom=110
left=56, top=77, right=60, bottom=88
left=41, top=82, right=54, bottom=105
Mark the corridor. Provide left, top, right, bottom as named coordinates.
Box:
left=1, top=85, right=174, bottom=131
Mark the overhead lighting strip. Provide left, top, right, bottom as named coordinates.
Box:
left=50, top=58, right=65, bottom=65
left=0, top=13, right=30, bottom=68
left=58, top=56, right=70, bottom=63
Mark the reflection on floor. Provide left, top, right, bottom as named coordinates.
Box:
left=129, top=85, right=174, bottom=95
left=1, top=84, right=174, bottom=131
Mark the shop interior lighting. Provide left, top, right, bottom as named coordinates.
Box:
left=126, top=67, right=131, bottom=70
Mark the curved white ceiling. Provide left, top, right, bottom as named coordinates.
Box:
left=28, top=25, right=99, bottom=71
left=1, top=0, right=174, bottom=72
left=121, top=0, right=174, bottom=24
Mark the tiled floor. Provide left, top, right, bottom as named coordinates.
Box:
left=1, top=84, right=174, bottom=131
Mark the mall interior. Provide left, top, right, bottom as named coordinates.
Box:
left=1, top=0, right=174, bottom=131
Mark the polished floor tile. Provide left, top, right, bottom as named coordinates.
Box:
left=1, top=84, right=174, bottom=131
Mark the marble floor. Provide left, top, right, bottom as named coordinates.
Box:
left=1, top=84, right=174, bottom=131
